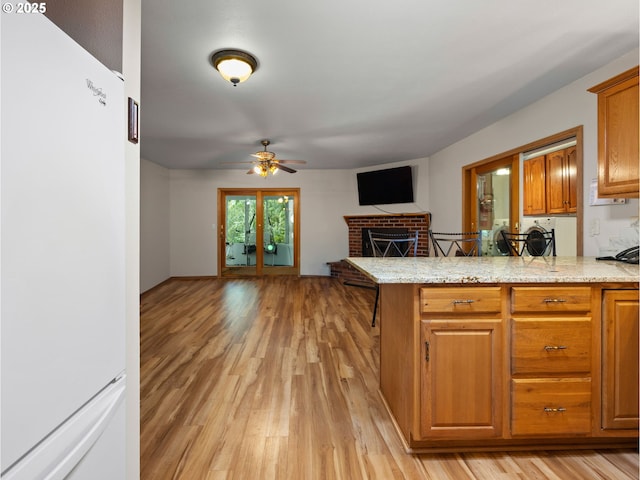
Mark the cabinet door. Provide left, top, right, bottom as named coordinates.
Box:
left=523, top=156, right=546, bottom=215
left=589, top=69, right=639, bottom=197
left=546, top=150, right=567, bottom=214
left=420, top=320, right=502, bottom=439
left=602, top=290, right=639, bottom=430
left=545, top=148, right=577, bottom=214
left=565, top=146, right=578, bottom=213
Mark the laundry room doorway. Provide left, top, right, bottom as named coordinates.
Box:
left=463, top=126, right=583, bottom=256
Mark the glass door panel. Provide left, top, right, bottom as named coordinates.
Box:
left=263, top=195, right=295, bottom=269
left=223, top=195, right=257, bottom=275
left=476, top=164, right=514, bottom=256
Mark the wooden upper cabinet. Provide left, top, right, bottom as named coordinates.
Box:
left=588, top=67, right=639, bottom=198
left=524, top=148, right=577, bottom=215
left=546, top=147, right=577, bottom=214
left=523, top=155, right=546, bottom=215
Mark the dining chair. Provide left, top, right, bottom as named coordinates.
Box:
left=368, top=230, right=419, bottom=326
left=369, top=230, right=419, bottom=258
left=500, top=229, right=556, bottom=256
left=429, top=230, right=481, bottom=257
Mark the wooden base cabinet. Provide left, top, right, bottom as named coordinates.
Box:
left=379, top=283, right=639, bottom=452
left=418, top=287, right=503, bottom=440
left=420, top=319, right=502, bottom=439
left=602, top=290, right=639, bottom=430
left=510, top=287, right=594, bottom=437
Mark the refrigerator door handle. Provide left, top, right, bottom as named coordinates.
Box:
left=2, top=374, right=126, bottom=480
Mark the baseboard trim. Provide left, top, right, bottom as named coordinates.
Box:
left=141, top=274, right=338, bottom=298
left=140, top=275, right=217, bottom=297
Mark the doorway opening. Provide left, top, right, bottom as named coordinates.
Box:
left=218, top=188, right=300, bottom=276
left=463, top=155, right=520, bottom=256
left=463, top=126, right=583, bottom=256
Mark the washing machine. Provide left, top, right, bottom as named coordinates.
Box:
left=520, top=217, right=556, bottom=256
left=490, top=219, right=511, bottom=256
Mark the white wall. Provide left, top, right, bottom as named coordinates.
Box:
left=140, top=159, right=170, bottom=292
left=167, top=157, right=429, bottom=278
left=428, top=49, right=639, bottom=255
left=123, top=0, right=141, bottom=478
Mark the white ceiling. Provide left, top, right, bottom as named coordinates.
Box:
left=141, top=0, right=639, bottom=171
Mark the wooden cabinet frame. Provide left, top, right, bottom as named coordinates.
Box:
left=378, top=281, right=638, bottom=452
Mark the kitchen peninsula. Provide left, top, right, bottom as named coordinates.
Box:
left=347, top=256, right=639, bottom=452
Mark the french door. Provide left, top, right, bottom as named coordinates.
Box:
left=218, top=188, right=300, bottom=276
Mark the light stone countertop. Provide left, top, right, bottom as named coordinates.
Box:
left=346, top=256, right=639, bottom=284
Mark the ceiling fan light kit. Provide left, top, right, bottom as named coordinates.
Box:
left=252, top=163, right=278, bottom=177
left=211, top=49, right=258, bottom=86
left=221, top=139, right=306, bottom=176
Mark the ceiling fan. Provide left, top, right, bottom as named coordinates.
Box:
left=224, top=140, right=306, bottom=176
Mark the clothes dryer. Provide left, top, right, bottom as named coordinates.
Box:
left=520, top=217, right=556, bottom=256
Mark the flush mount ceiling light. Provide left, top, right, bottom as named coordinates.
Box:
left=211, top=49, right=258, bottom=86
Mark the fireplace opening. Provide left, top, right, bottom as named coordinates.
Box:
left=361, top=227, right=409, bottom=257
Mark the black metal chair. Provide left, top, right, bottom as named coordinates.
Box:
left=429, top=230, right=481, bottom=257
left=368, top=231, right=419, bottom=326
left=369, top=230, right=419, bottom=258
left=500, top=229, right=556, bottom=256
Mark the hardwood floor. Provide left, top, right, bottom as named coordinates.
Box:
left=140, top=277, right=638, bottom=479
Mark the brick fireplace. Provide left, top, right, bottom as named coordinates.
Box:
left=329, top=213, right=431, bottom=283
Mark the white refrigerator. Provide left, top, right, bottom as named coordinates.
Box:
left=1, top=6, right=127, bottom=480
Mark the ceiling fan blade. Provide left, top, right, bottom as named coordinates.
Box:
left=276, top=160, right=306, bottom=164
left=246, top=168, right=255, bottom=174
left=275, top=164, right=297, bottom=174
left=220, top=161, right=255, bottom=165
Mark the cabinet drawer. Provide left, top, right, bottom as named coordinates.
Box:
left=511, top=319, right=591, bottom=375
left=511, top=287, right=592, bottom=313
left=420, top=287, right=501, bottom=314
left=512, top=378, right=591, bottom=436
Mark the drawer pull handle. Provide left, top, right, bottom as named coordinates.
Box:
left=543, top=298, right=567, bottom=303
left=543, top=407, right=567, bottom=413
left=452, top=299, right=474, bottom=305
left=544, top=345, right=568, bottom=351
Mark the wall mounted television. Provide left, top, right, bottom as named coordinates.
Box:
left=356, top=165, right=414, bottom=206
